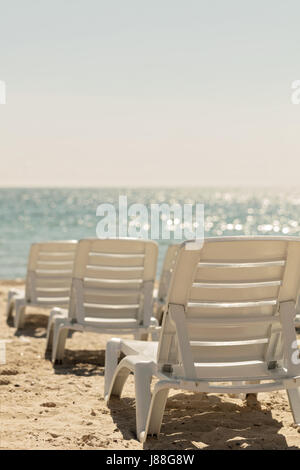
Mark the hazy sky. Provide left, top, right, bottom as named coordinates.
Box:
left=0, top=0, right=300, bottom=187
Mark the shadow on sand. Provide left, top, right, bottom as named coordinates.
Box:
left=12, top=313, right=48, bottom=338
left=51, top=348, right=106, bottom=377
left=107, top=392, right=297, bottom=450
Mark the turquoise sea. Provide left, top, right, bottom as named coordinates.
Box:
left=1, top=187, right=300, bottom=279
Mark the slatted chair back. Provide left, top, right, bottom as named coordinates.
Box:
left=157, top=237, right=300, bottom=380
left=69, top=238, right=158, bottom=328
left=25, top=241, right=78, bottom=307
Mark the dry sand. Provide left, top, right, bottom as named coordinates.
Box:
left=1, top=280, right=300, bottom=450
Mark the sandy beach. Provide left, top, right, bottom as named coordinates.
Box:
left=1, top=280, right=300, bottom=450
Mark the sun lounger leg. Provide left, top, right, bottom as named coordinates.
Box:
left=146, top=386, right=169, bottom=438
left=45, top=308, right=66, bottom=353
left=14, top=300, right=26, bottom=329
left=6, top=290, right=18, bottom=320
left=287, top=387, right=300, bottom=424
left=134, top=362, right=153, bottom=442
left=104, top=338, right=123, bottom=399
left=52, top=321, right=69, bottom=363
left=45, top=321, right=54, bottom=353
left=6, top=301, right=14, bottom=322
left=109, top=366, right=131, bottom=401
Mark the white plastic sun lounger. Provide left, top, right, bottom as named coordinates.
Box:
left=154, top=244, right=180, bottom=324
left=105, top=236, right=300, bottom=442
left=6, top=241, right=77, bottom=330
left=45, top=238, right=158, bottom=363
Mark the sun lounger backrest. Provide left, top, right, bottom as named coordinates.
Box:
left=25, top=241, right=78, bottom=305
left=157, top=237, right=300, bottom=379
left=157, top=244, right=180, bottom=303
left=70, top=238, right=158, bottom=325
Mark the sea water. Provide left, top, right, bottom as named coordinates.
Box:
left=0, top=187, right=299, bottom=279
